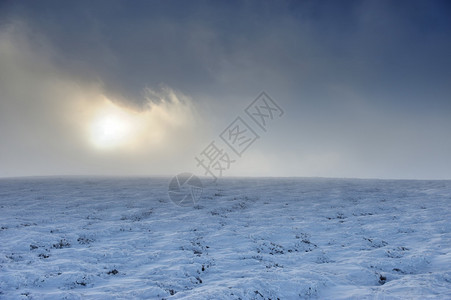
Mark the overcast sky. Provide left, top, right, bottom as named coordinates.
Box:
left=0, top=0, right=450, bottom=179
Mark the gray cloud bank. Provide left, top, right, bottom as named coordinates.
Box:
left=1, top=0, right=450, bottom=179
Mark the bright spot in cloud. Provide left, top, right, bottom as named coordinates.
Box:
left=86, top=90, right=194, bottom=152
left=91, top=114, right=131, bottom=149
left=89, top=99, right=139, bottom=150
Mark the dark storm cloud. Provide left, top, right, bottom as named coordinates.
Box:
left=1, top=0, right=450, bottom=178
left=2, top=0, right=450, bottom=108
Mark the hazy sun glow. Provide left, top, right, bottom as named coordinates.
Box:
left=84, top=92, right=193, bottom=152
left=89, top=98, right=139, bottom=150
left=91, top=114, right=131, bottom=148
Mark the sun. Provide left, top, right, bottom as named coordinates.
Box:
left=86, top=95, right=169, bottom=151
left=91, top=114, right=131, bottom=149
left=89, top=98, right=138, bottom=150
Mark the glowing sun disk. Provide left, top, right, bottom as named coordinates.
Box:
left=91, top=115, right=130, bottom=148
left=89, top=99, right=138, bottom=149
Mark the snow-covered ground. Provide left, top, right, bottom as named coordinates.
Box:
left=0, top=177, right=450, bottom=299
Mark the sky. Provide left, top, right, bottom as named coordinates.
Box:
left=0, top=0, right=450, bottom=179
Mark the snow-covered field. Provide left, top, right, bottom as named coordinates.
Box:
left=0, top=177, right=450, bottom=299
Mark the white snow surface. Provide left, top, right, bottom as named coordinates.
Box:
left=0, top=177, right=450, bottom=299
